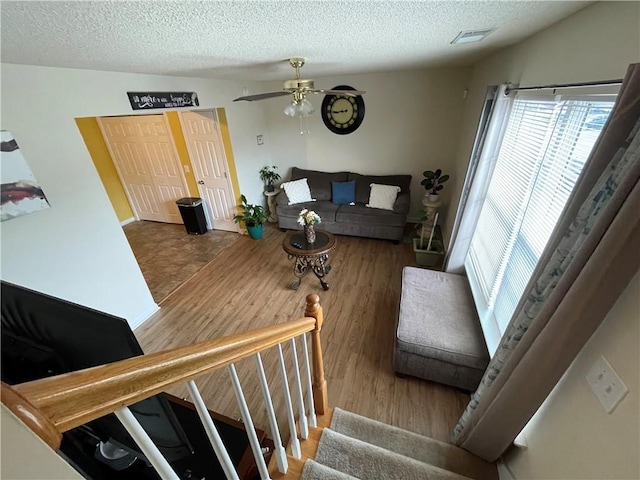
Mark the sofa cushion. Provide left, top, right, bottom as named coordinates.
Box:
left=348, top=173, right=412, bottom=204
left=277, top=200, right=340, bottom=223
left=397, top=267, right=489, bottom=370
left=292, top=167, right=349, bottom=201
left=332, top=180, right=356, bottom=205
left=367, top=183, right=401, bottom=211
left=336, top=203, right=406, bottom=227
left=393, top=193, right=411, bottom=214
left=281, top=178, right=314, bottom=205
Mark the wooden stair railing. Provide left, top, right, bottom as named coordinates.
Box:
left=1, top=294, right=328, bottom=480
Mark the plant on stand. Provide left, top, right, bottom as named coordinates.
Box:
left=259, top=165, right=281, bottom=192
left=421, top=169, right=450, bottom=203
left=233, top=194, right=268, bottom=239
left=297, top=208, right=321, bottom=244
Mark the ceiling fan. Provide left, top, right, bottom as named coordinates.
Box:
left=233, top=58, right=365, bottom=117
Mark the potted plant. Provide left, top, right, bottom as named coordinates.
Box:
left=259, top=165, right=281, bottom=192
left=233, top=194, right=268, bottom=239
left=413, top=211, right=444, bottom=267
left=421, top=169, right=450, bottom=203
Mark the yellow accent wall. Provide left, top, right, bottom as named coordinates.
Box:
left=75, top=117, right=134, bottom=222
left=216, top=108, right=241, bottom=205
left=165, top=112, right=200, bottom=197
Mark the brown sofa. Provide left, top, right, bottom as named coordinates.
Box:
left=276, top=167, right=412, bottom=241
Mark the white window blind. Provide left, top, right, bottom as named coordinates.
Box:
left=465, top=93, right=615, bottom=355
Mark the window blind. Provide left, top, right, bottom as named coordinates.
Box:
left=465, top=93, right=615, bottom=354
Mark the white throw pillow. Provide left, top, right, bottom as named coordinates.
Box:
left=281, top=178, right=315, bottom=205
left=367, top=183, right=400, bottom=211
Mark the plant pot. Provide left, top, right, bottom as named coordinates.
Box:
left=427, top=193, right=440, bottom=203
left=266, top=185, right=275, bottom=192
left=247, top=224, right=263, bottom=240
left=413, top=238, right=444, bottom=267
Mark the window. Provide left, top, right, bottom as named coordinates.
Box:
left=465, top=92, right=616, bottom=355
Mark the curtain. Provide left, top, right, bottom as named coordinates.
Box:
left=451, top=63, right=640, bottom=462
left=446, top=85, right=515, bottom=274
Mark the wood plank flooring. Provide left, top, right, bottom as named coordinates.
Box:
left=134, top=223, right=469, bottom=445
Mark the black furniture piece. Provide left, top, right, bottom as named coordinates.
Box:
left=1, top=281, right=270, bottom=479
left=176, top=197, right=208, bottom=234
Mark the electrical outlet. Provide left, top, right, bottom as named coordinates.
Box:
left=586, top=355, right=628, bottom=414
left=256, top=134, right=264, bottom=146
left=183, top=165, right=190, bottom=173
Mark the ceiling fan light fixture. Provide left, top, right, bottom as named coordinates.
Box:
left=283, top=98, right=315, bottom=117
left=451, top=29, right=495, bottom=45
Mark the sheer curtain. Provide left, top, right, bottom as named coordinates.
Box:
left=451, top=63, right=640, bottom=462
left=445, top=84, right=514, bottom=274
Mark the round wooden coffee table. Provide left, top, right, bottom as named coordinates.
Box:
left=282, top=230, right=336, bottom=291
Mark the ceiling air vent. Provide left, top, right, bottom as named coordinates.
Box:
left=451, top=29, right=495, bottom=45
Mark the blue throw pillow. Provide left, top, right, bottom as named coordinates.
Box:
left=332, top=180, right=356, bottom=205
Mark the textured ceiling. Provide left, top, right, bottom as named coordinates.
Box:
left=1, top=1, right=591, bottom=81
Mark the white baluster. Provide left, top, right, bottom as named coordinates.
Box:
left=114, top=407, right=179, bottom=480
left=186, top=380, right=239, bottom=480
left=254, top=353, right=288, bottom=473
left=227, top=364, right=271, bottom=480
left=289, top=338, right=309, bottom=439
left=277, top=343, right=302, bottom=459
left=301, top=333, right=317, bottom=428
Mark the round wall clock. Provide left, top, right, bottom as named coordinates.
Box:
left=321, top=85, right=365, bottom=135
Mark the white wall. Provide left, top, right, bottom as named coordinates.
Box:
left=503, top=272, right=640, bottom=479
left=263, top=67, right=472, bottom=226
left=0, top=64, right=272, bottom=327
left=447, top=0, right=640, bottom=243
left=1, top=405, right=83, bottom=479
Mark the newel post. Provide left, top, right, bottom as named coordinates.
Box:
left=1, top=382, right=62, bottom=450
left=305, top=294, right=328, bottom=415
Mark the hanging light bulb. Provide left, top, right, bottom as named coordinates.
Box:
left=299, top=98, right=315, bottom=116
left=283, top=101, right=297, bottom=117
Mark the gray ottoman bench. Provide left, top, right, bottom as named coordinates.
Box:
left=394, top=267, right=490, bottom=391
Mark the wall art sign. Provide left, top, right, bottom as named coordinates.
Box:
left=1, top=131, right=51, bottom=222
left=127, top=92, right=200, bottom=110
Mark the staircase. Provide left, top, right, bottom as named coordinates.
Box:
left=2, top=294, right=496, bottom=480
left=270, top=408, right=496, bottom=480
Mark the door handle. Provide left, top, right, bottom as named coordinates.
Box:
left=198, top=180, right=205, bottom=185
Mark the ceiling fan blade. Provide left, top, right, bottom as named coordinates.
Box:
left=233, top=91, right=291, bottom=102
left=311, top=89, right=367, bottom=96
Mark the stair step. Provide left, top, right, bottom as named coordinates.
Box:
left=313, top=428, right=472, bottom=479
left=268, top=410, right=334, bottom=479
left=301, top=460, right=359, bottom=480
left=330, top=408, right=497, bottom=480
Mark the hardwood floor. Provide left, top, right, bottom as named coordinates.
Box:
left=134, top=223, right=469, bottom=445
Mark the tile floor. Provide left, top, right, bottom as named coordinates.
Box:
left=122, top=221, right=239, bottom=303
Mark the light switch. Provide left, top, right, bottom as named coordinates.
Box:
left=586, top=355, right=628, bottom=414
left=257, top=135, right=264, bottom=146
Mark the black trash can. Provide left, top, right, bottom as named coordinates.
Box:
left=176, top=197, right=208, bottom=235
